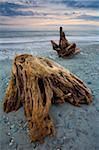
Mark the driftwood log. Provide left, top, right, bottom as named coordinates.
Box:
left=3, top=54, right=92, bottom=143
left=51, top=27, right=80, bottom=58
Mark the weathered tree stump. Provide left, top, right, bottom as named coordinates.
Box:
left=3, top=54, right=92, bottom=143
left=51, top=27, right=80, bottom=58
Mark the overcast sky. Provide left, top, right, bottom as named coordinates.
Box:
left=0, top=0, right=99, bottom=30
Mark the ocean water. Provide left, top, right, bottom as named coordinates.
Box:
left=0, top=29, right=99, bottom=60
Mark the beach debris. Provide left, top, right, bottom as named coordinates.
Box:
left=3, top=54, right=92, bottom=143
left=56, top=148, right=61, bottom=150
left=9, top=137, right=14, bottom=146
left=7, top=132, right=11, bottom=136
left=51, top=27, right=80, bottom=58
left=9, top=137, right=18, bottom=149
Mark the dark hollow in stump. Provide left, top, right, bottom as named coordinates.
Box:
left=51, top=27, right=80, bottom=58
left=3, top=54, right=92, bottom=143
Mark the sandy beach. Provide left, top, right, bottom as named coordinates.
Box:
left=0, top=43, right=99, bottom=150
left=0, top=0, right=99, bottom=149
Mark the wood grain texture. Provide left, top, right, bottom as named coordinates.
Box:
left=51, top=27, right=80, bottom=58
left=3, top=54, right=92, bottom=142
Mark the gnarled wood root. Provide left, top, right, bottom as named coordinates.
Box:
left=3, top=54, right=92, bottom=142
left=51, top=27, right=80, bottom=58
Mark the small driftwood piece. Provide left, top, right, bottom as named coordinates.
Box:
left=51, top=27, right=80, bottom=58
left=3, top=54, right=92, bottom=143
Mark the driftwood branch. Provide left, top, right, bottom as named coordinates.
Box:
left=51, top=27, right=80, bottom=58
left=3, top=54, right=92, bottom=143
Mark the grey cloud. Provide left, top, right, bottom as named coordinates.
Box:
left=45, top=0, right=99, bottom=10
left=76, top=14, right=99, bottom=21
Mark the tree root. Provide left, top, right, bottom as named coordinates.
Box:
left=3, top=54, right=92, bottom=142
left=51, top=27, right=80, bottom=58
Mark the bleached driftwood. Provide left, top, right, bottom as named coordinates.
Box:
left=3, top=54, right=92, bottom=143
left=51, top=27, right=80, bottom=58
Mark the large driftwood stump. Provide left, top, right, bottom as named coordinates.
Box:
left=3, top=54, right=92, bottom=143
left=51, top=27, right=80, bottom=58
